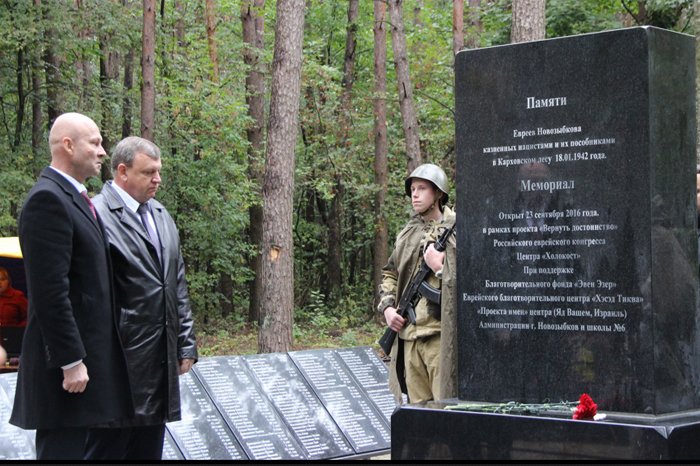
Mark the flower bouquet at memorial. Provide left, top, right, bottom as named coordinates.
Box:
left=446, top=393, right=605, bottom=421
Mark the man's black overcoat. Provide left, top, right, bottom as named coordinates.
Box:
left=10, top=168, right=133, bottom=429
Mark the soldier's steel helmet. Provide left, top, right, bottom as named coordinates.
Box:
left=404, top=163, right=449, bottom=204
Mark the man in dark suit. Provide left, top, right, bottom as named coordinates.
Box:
left=90, top=136, right=197, bottom=460
left=9, top=112, right=133, bottom=459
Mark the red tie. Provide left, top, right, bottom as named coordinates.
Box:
left=80, top=191, right=97, bottom=220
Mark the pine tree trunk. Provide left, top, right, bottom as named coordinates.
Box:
left=75, top=0, right=91, bottom=108
left=42, top=2, right=62, bottom=126
left=325, top=0, right=359, bottom=304
left=388, top=0, right=422, bottom=173
left=122, top=46, right=134, bottom=138
left=141, top=0, right=156, bottom=141
left=205, top=0, right=220, bottom=82
left=241, top=0, right=266, bottom=323
left=258, top=0, right=305, bottom=354
left=99, top=35, right=119, bottom=180
left=511, top=0, right=545, bottom=43
left=14, top=49, right=25, bottom=151
left=31, top=0, right=43, bottom=159
left=453, top=0, right=464, bottom=56
left=372, top=0, right=389, bottom=314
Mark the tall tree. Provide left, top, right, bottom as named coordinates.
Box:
left=241, top=0, right=266, bottom=323
left=325, top=0, right=360, bottom=304
left=99, top=19, right=121, bottom=149
left=453, top=0, right=464, bottom=55
left=122, top=46, right=135, bottom=138
left=120, top=0, right=134, bottom=138
left=141, top=0, right=156, bottom=140
left=29, top=0, right=45, bottom=159
left=30, top=1, right=43, bottom=157
left=259, top=0, right=305, bottom=353
left=205, top=0, right=220, bottom=82
left=75, top=0, right=92, bottom=108
left=13, top=49, right=25, bottom=152
left=42, top=2, right=62, bottom=126
left=372, top=0, right=389, bottom=312
left=511, top=0, right=545, bottom=43
left=388, top=0, right=422, bottom=173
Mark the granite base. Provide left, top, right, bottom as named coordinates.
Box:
left=391, top=401, right=700, bottom=460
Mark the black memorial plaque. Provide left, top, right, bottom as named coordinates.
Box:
left=161, top=429, right=184, bottom=460
left=243, top=353, right=354, bottom=459
left=335, top=347, right=397, bottom=423
left=0, top=373, right=34, bottom=460
left=455, top=27, right=698, bottom=414
left=193, top=356, right=304, bottom=460
left=165, top=370, right=246, bottom=460
left=289, top=348, right=390, bottom=454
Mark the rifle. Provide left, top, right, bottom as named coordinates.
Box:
left=378, top=223, right=455, bottom=355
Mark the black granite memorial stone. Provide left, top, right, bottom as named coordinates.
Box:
left=288, top=349, right=391, bottom=454
left=243, top=352, right=355, bottom=459
left=0, top=373, right=34, bottom=460
left=0, top=348, right=392, bottom=460
left=335, top=346, right=398, bottom=422
left=161, top=430, right=185, bottom=460
left=165, top=370, right=246, bottom=459
left=392, top=404, right=700, bottom=460
left=455, top=26, right=699, bottom=414
left=192, top=356, right=305, bottom=460
left=385, top=25, right=700, bottom=462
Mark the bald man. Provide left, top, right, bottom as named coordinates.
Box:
left=10, top=113, right=133, bottom=459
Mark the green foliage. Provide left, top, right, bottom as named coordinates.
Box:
left=627, top=0, right=694, bottom=30
left=479, top=0, right=513, bottom=46
left=1, top=0, right=687, bottom=349
left=547, top=0, right=624, bottom=37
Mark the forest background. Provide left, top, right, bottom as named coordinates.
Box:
left=0, top=0, right=696, bottom=356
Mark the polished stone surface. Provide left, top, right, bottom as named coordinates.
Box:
left=0, top=347, right=393, bottom=460
left=392, top=403, right=700, bottom=460
left=455, top=27, right=698, bottom=414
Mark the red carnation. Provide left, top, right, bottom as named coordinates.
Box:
left=572, top=393, right=597, bottom=420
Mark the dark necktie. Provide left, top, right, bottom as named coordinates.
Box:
left=137, top=203, right=161, bottom=262
left=80, top=191, right=96, bottom=220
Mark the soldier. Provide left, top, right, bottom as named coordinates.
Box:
left=378, top=164, right=458, bottom=403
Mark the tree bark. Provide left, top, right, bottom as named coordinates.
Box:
left=452, top=0, right=464, bottom=56
left=31, top=0, right=43, bottom=158
left=141, top=0, right=156, bottom=141
left=75, top=0, right=91, bottom=108
left=122, top=46, right=135, bottom=138
left=99, top=34, right=119, bottom=180
left=340, top=0, right=359, bottom=129
left=325, top=0, right=359, bottom=304
left=258, top=0, right=305, bottom=353
left=31, top=59, right=43, bottom=156
left=205, top=0, right=220, bottom=82
left=511, top=0, right=545, bottom=43
left=14, top=49, right=25, bottom=151
left=388, top=0, right=422, bottom=173
left=241, top=0, right=266, bottom=323
left=42, top=2, right=62, bottom=126
left=372, top=0, right=389, bottom=313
